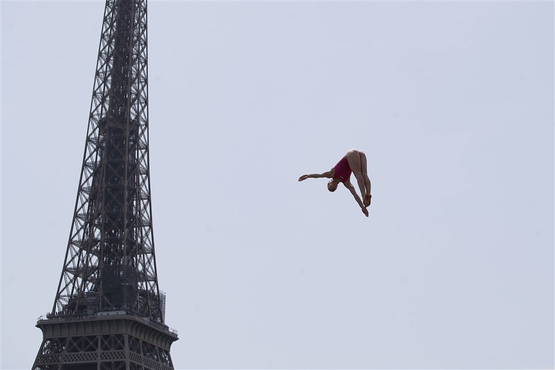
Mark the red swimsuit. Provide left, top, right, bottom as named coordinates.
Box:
left=333, top=157, right=352, bottom=182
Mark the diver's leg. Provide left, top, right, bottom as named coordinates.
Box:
left=360, top=152, right=372, bottom=206
left=346, top=151, right=366, bottom=199
left=353, top=173, right=367, bottom=200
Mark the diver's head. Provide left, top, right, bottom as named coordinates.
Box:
left=327, top=179, right=339, bottom=192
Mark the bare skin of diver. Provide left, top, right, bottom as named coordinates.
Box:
left=298, top=149, right=372, bottom=217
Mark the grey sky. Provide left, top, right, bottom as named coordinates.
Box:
left=1, top=1, right=553, bottom=369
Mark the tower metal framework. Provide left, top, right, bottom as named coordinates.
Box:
left=33, top=1, right=178, bottom=368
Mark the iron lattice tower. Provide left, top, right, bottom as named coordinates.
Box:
left=33, top=1, right=178, bottom=369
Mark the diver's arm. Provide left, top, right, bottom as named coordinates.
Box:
left=345, top=181, right=368, bottom=216
left=298, top=170, right=333, bottom=181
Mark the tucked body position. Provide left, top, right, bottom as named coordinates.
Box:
left=298, top=149, right=372, bottom=217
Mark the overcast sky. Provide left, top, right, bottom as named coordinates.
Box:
left=2, top=1, right=553, bottom=369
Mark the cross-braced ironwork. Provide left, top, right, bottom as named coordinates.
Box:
left=33, top=1, right=178, bottom=369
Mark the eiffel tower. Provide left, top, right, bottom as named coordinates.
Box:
left=32, top=1, right=178, bottom=369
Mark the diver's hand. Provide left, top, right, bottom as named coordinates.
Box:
left=364, top=194, right=372, bottom=207
left=298, top=175, right=309, bottom=181
left=361, top=207, right=369, bottom=217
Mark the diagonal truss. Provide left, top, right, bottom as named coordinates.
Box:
left=51, top=0, right=163, bottom=323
